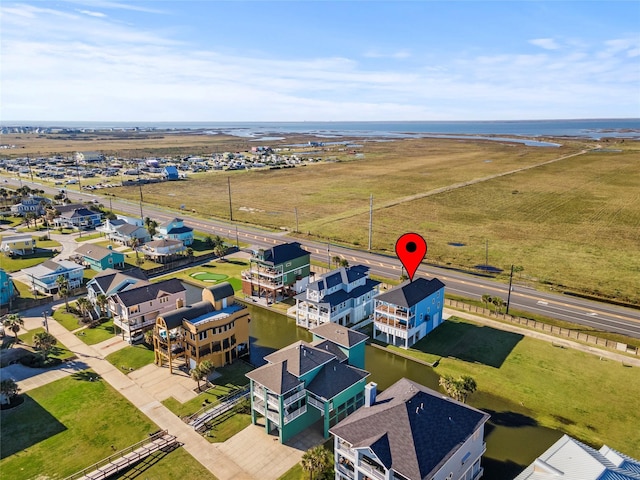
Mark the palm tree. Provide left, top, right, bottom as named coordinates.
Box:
left=198, top=360, right=215, bottom=385
left=76, top=297, right=92, bottom=324
left=439, top=375, right=477, bottom=403
left=190, top=365, right=205, bottom=392
left=439, top=375, right=460, bottom=401
left=492, top=296, right=504, bottom=314
left=3, top=314, right=24, bottom=344
left=301, top=445, right=332, bottom=480
left=204, top=235, right=214, bottom=248
left=96, top=294, right=108, bottom=318
left=144, top=329, right=154, bottom=346
left=481, top=294, right=492, bottom=310
left=25, top=212, right=36, bottom=229
left=213, top=242, right=228, bottom=260
left=33, top=331, right=57, bottom=361
left=458, top=375, right=477, bottom=403
left=339, top=258, right=349, bottom=268
left=56, top=275, right=70, bottom=311
left=332, top=255, right=341, bottom=268
left=0, top=378, right=20, bottom=405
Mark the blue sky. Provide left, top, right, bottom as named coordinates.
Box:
left=1, top=1, right=639, bottom=121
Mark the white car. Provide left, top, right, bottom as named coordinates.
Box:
left=128, top=332, right=145, bottom=344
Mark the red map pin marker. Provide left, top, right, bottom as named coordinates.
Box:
left=396, top=233, right=427, bottom=281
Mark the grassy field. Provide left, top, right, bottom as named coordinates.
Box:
left=106, top=344, right=155, bottom=372
left=113, top=446, right=217, bottom=480
left=0, top=248, right=56, bottom=272
left=76, top=318, right=116, bottom=345
left=103, top=137, right=638, bottom=303
left=54, top=305, right=85, bottom=331
left=153, top=256, right=249, bottom=292
left=0, top=372, right=159, bottom=478
left=18, top=326, right=76, bottom=361
left=398, top=317, right=640, bottom=454
left=203, top=411, right=252, bottom=443
left=162, top=361, right=253, bottom=418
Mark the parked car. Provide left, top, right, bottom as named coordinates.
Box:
left=129, top=332, right=144, bottom=344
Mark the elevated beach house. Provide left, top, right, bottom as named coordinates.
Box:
left=1, top=234, right=35, bottom=256
left=108, top=278, right=186, bottom=340
left=21, top=259, right=84, bottom=294
left=154, top=283, right=250, bottom=372
left=374, top=277, right=446, bottom=348
left=52, top=203, right=102, bottom=230
left=86, top=268, right=149, bottom=318
left=289, top=265, right=380, bottom=329
left=155, top=218, right=193, bottom=246
left=242, top=242, right=311, bottom=302
left=0, top=269, right=15, bottom=307
left=73, top=244, right=125, bottom=271
left=330, top=378, right=490, bottom=480
left=246, top=323, right=369, bottom=443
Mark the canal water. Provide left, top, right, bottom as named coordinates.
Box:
left=182, top=283, right=561, bottom=479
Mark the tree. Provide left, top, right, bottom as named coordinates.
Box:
left=492, top=296, right=504, bottom=314
left=301, top=445, right=332, bottom=480
left=439, top=375, right=477, bottom=403
left=213, top=242, right=228, bottom=260
left=144, top=217, right=158, bottom=237
left=3, top=314, right=24, bottom=344
left=339, top=258, right=349, bottom=268
left=204, top=235, right=214, bottom=248
left=33, top=331, right=57, bottom=361
left=198, top=360, right=215, bottom=384
left=0, top=378, right=20, bottom=405
left=56, top=275, right=70, bottom=311
left=25, top=212, right=37, bottom=229
left=190, top=365, right=205, bottom=392
left=513, top=265, right=525, bottom=279
left=481, top=294, right=492, bottom=310
left=76, top=297, right=92, bottom=324
left=144, top=329, right=154, bottom=346
left=186, top=247, right=194, bottom=257
left=96, top=293, right=108, bottom=318
left=332, top=255, right=341, bottom=268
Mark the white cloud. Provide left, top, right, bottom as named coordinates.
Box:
left=363, top=50, right=412, bottom=59
left=529, top=38, right=560, bottom=50
left=77, top=9, right=107, bottom=18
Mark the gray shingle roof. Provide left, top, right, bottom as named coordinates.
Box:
left=263, top=341, right=334, bottom=377
left=306, top=359, right=369, bottom=400
left=375, top=278, right=445, bottom=308
left=257, top=242, right=309, bottom=266
left=145, top=238, right=183, bottom=248
left=310, top=339, right=348, bottom=363
left=310, top=323, right=368, bottom=348
left=246, top=360, right=302, bottom=395
left=90, top=268, right=148, bottom=294
left=329, top=378, right=490, bottom=480
left=114, top=278, right=185, bottom=307
left=74, top=243, right=120, bottom=261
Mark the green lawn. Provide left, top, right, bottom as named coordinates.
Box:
left=0, top=249, right=56, bottom=272
left=401, top=317, right=640, bottom=455
left=0, top=372, right=158, bottom=479
left=113, top=446, right=217, bottom=479
left=11, top=279, right=39, bottom=299
left=18, top=327, right=76, bottom=361
left=106, top=345, right=155, bottom=372
left=37, top=238, right=62, bottom=249
left=0, top=215, right=24, bottom=228
left=162, top=361, right=253, bottom=418
left=153, top=257, right=248, bottom=292
left=203, top=411, right=252, bottom=443
left=76, top=318, right=116, bottom=345
left=75, top=232, right=105, bottom=242
left=53, top=306, right=84, bottom=331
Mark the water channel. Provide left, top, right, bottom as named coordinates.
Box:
left=183, top=283, right=562, bottom=479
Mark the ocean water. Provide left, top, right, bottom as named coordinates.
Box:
left=4, top=119, right=639, bottom=139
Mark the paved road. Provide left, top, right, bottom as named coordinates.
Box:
left=6, top=177, right=640, bottom=338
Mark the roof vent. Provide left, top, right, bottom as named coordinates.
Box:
left=416, top=407, right=419, bottom=414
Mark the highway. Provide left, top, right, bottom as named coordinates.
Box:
left=7, top=177, right=640, bottom=339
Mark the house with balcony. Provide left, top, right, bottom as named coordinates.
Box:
left=242, top=242, right=311, bottom=302
left=10, top=195, right=51, bottom=216
left=110, top=223, right=151, bottom=246
left=246, top=323, right=369, bottom=444
left=155, top=218, right=193, bottom=246
left=52, top=203, right=102, bottom=230
left=139, top=238, right=186, bottom=263
left=0, top=269, right=15, bottom=307
left=514, top=434, right=640, bottom=480
left=21, top=259, right=84, bottom=294
left=289, top=265, right=380, bottom=329
left=154, top=282, right=250, bottom=373
left=330, top=378, right=490, bottom=480
left=373, top=277, right=446, bottom=348
left=86, top=268, right=149, bottom=318
left=1, top=234, right=35, bottom=256
left=108, top=278, right=186, bottom=340
left=73, top=244, right=125, bottom=271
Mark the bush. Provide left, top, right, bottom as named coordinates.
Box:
left=19, top=353, right=62, bottom=368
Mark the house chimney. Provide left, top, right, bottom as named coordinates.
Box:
left=176, top=298, right=184, bottom=309
left=365, top=382, right=377, bottom=407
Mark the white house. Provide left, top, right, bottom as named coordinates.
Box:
left=21, top=259, right=84, bottom=294
left=139, top=238, right=185, bottom=262
left=10, top=195, right=51, bottom=216
left=330, top=378, right=490, bottom=480
left=514, top=434, right=640, bottom=480
left=289, top=265, right=380, bottom=329
left=86, top=268, right=149, bottom=318
left=155, top=218, right=193, bottom=246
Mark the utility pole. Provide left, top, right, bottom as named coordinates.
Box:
left=235, top=225, right=239, bottom=248
left=294, top=207, right=299, bottom=233
left=27, top=155, right=34, bottom=183
left=368, top=194, right=373, bottom=251
left=138, top=182, right=144, bottom=221
left=228, top=177, right=233, bottom=221
left=506, top=264, right=514, bottom=315
left=75, top=155, right=82, bottom=191
left=327, top=243, right=331, bottom=269
left=485, top=239, right=489, bottom=267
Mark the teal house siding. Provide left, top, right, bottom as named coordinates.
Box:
left=0, top=269, right=15, bottom=306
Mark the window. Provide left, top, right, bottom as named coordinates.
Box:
left=199, top=330, right=208, bottom=341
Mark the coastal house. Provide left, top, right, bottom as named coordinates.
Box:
left=52, top=203, right=102, bottom=230
left=1, top=234, right=35, bottom=256
left=241, top=242, right=311, bottom=302
left=0, top=269, right=15, bottom=307
left=289, top=265, right=380, bottom=329
left=514, top=434, right=640, bottom=480
left=162, top=166, right=179, bottom=180
left=21, top=259, right=84, bottom=294
left=110, top=223, right=151, bottom=246
left=373, top=277, right=446, bottom=348
left=86, top=268, right=149, bottom=318
left=10, top=195, right=51, bottom=216
left=154, top=282, right=250, bottom=372
left=139, top=238, right=185, bottom=262
left=108, top=278, right=186, bottom=340
left=246, top=323, right=369, bottom=443
left=330, top=378, right=490, bottom=480
left=73, top=243, right=126, bottom=271
left=96, top=218, right=127, bottom=236
left=155, top=218, right=193, bottom=246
